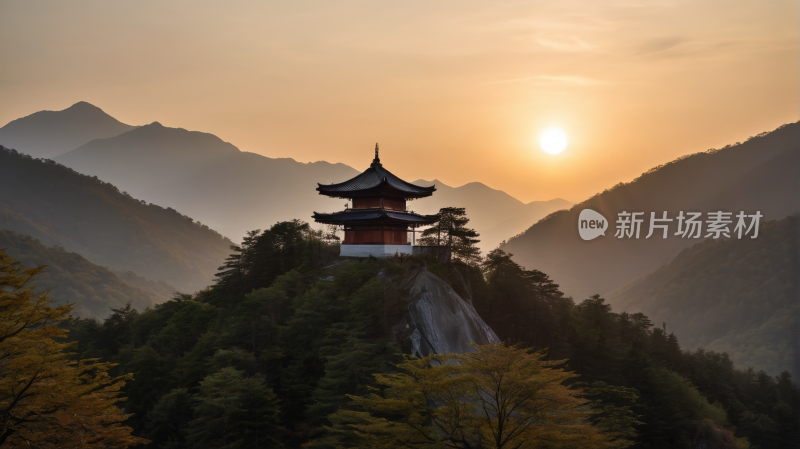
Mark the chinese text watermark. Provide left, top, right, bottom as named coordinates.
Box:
left=579, top=210, right=762, bottom=241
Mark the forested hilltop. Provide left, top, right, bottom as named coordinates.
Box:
left=0, top=146, right=233, bottom=292
left=48, top=219, right=800, bottom=449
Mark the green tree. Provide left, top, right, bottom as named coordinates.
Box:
left=146, top=388, right=194, bottom=449
left=478, top=249, right=568, bottom=350
left=419, top=207, right=481, bottom=264
left=101, top=301, right=139, bottom=354
left=216, top=230, right=261, bottom=289
left=579, top=381, right=643, bottom=445
left=214, top=220, right=314, bottom=296
left=306, top=325, right=401, bottom=425
left=186, top=367, right=283, bottom=449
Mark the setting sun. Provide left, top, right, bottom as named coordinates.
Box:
left=540, top=128, right=567, bottom=154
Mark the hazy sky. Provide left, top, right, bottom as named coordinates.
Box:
left=1, top=0, right=797, bottom=203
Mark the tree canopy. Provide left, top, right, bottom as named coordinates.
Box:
left=46, top=219, right=800, bottom=448
left=419, top=207, right=481, bottom=264
left=328, top=343, right=632, bottom=449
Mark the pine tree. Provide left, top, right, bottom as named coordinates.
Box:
left=146, top=388, right=194, bottom=449
left=306, top=324, right=400, bottom=425
left=186, top=367, right=283, bottom=449
left=478, top=249, right=567, bottom=349
left=215, top=229, right=261, bottom=291
left=419, top=207, right=481, bottom=264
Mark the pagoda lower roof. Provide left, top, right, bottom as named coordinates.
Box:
left=312, top=208, right=439, bottom=226
left=317, top=161, right=435, bottom=199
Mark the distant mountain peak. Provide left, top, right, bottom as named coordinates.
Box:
left=411, top=179, right=438, bottom=187
left=527, top=197, right=572, bottom=205
left=55, top=118, right=242, bottom=175
left=67, top=101, right=102, bottom=111
left=61, top=101, right=120, bottom=119
left=0, top=102, right=138, bottom=159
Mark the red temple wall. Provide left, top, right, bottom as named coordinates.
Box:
left=352, top=198, right=381, bottom=209
left=384, top=198, right=406, bottom=211
left=352, top=197, right=406, bottom=211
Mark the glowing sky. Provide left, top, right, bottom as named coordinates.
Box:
left=1, top=0, right=797, bottom=203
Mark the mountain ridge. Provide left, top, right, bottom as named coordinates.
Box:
left=0, top=145, right=234, bottom=292
left=0, top=102, right=570, bottom=249
left=0, top=101, right=137, bottom=159
left=501, top=121, right=800, bottom=300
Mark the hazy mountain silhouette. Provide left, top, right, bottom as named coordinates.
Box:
left=501, top=122, right=800, bottom=300
left=412, top=180, right=572, bottom=250
left=44, top=107, right=569, bottom=247
left=606, top=215, right=799, bottom=376
left=0, top=230, right=163, bottom=319
left=0, top=101, right=136, bottom=159
left=0, top=146, right=234, bottom=292
left=53, top=122, right=360, bottom=240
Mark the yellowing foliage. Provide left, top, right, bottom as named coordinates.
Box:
left=327, top=343, right=629, bottom=448
left=0, top=250, right=148, bottom=448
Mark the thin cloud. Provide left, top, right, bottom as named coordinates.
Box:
left=633, top=37, right=730, bottom=59
left=635, top=36, right=686, bottom=55
left=484, top=74, right=606, bottom=86
left=536, top=36, right=595, bottom=52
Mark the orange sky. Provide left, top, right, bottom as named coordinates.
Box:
left=1, top=0, right=797, bottom=203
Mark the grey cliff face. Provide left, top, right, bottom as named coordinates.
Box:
left=405, top=270, right=499, bottom=357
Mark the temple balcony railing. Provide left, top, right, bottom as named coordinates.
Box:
left=321, top=206, right=429, bottom=215
left=343, top=205, right=413, bottom=213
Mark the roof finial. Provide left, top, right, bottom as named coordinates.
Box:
left=373, top=143, right=380, bottom=164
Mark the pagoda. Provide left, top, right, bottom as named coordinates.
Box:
left=313, top=144, right=439, bottom=257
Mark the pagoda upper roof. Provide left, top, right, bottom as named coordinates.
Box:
left=317, top=146, right=435, bottom=199
left=312, top=209, right=439, bottom=226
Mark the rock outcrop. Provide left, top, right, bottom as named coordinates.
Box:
left=387, top=267, right=499, bottom=357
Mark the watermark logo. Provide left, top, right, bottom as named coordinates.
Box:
left=577, top=209, right=763, bottom=241
left=614, top=211, right=762, bottom=239
left=578, top=209, right=608, bottom=240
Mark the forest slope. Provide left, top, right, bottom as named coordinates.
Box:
left=607, top=215, right=799, bottom=376
left=0, top=146, right=233, bottom=292
left=0, top=229, right=163, bottom=318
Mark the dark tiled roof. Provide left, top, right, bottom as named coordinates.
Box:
left=317, top=161, right=435, bottom=198
left=385, top=212, right=437, bottom=222
left=312, top=209, right=439, bottom=225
